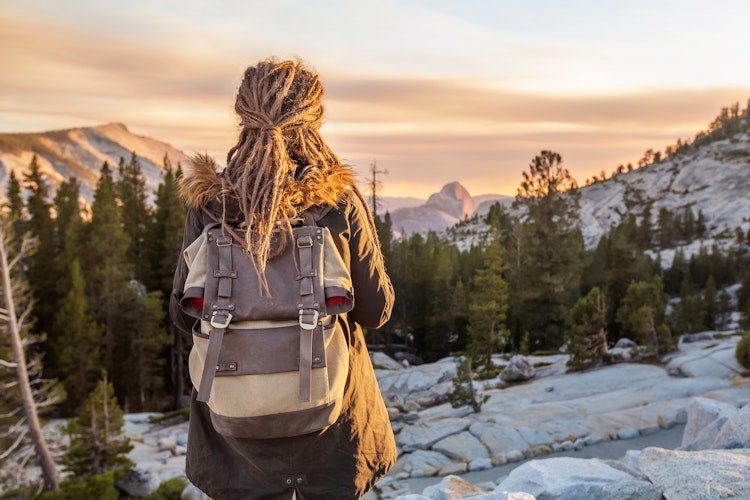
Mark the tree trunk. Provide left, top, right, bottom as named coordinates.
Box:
left=0, top=233, right=60, bottom=491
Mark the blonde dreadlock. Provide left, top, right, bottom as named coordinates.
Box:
left=220, top=59, right=361, bottom=287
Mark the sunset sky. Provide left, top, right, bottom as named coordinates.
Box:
left=1, top=0, right=749, bottom=198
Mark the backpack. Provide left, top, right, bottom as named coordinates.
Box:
left=179, top=208, right=354, bottom=439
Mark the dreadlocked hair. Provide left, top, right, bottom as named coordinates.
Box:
left=223, top=58, right=355, bottom=289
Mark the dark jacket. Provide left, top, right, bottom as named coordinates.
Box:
left=170, top=174, right=397, bottom=499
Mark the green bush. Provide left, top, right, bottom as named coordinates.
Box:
left=144, top=477, right=188, bottom=500
left=736, top=333, right=750, bottom=370
left=41, top=471, right=119, bottom=500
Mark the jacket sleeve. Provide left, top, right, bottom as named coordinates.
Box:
left=170, top=207, right=205, bottom=337
left=345, top=191, right=395, bottom=329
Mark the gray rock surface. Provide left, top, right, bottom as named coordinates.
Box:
left=680, top=396, right=739, bottom=449
left=495, top=457, right=661, bottom=500
left=638, top=447, right=750, bottom=499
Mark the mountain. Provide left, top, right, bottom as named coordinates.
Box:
left=577, top=135, right=750, bottom=249
left=387, top=182, right=512, bottom=237
left=0, top=122, right=190, bottom=203
left=389, top=132, right=750, bottom=257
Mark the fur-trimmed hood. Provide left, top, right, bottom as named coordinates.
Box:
left=178, top=153, right=356, bottom=214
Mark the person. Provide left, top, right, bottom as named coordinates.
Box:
left=169, top=58, right=397, bottom=499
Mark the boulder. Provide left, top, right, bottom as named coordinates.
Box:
left=372, top=351, right=405, bottom=370
left=397, top=450, right=454, bottom=477
left=421, top=475, right=486, bottom=500
left=713, top=403, right=750, bottom=449
left=116, top=468, right=160, bottom=497
left=499, top=355, right=535, bottom=382
left=680, top=397, right=739, bottom=450
left=614, top=338, right=637, bottom=349
left=638, top=447, right=750, bottom=499
left=495, top=457, right=661, bottom=500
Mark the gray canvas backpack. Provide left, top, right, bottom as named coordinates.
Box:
left=179, top=208, right=353, bottom=439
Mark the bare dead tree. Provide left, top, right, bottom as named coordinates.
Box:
left=0, top=224, right=60, bottom=491
left=367, top=159, right=387, bottom=219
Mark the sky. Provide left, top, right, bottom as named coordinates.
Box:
left=1, top=0, right=749, bottom=199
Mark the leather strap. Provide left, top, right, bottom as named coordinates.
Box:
left=197, top=230, right=235, bottom=403
left=296, top=232, right=317, bottom=402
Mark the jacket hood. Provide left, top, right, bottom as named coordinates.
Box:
left=179, top=153, right=356, bottom=213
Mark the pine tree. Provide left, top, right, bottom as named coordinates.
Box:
left=126, top=282, right=170, bottom=411
left=23, top=155, right=57, bottom=340
left=117, top=152, right=151, bottom=283
left=716, top=288, right=732, bottom=331
left=144, top=162, right=186, bottom=296
left=143, top=161, right=187, bottom=409
left=467, top=230, right=509, bottom=373
left=46, top=178, right=86, bottom=380
left=53, top=259, right=101, bottom=414
left=448, top=357, right=487, bottom=413
left=511, top=151, right=583, bottom=351
left=616, top=277, right=672, bottom=355
left=565, top=287, right=608, bottom=370
left=61, top=371, right=133, bottom=477
left=702, top=275, right=718, bottom=330
left=4, top=171, right=24, bottom=220
left=83, top=162, right=133, bottom=404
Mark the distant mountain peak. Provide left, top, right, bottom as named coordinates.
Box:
left=426, top=182, right=475, bottom=219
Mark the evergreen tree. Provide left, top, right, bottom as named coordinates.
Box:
left=47, top=178, right=85, bottom=380
left=126, top=282, right=170, bottom=411
left=117, top=152, right=151, bottom=283
left=657, top=207, right=675, bottom=248
left=565, top=287, right=608, bottom=370
left=716, top=288, right=732, bottom=331
left=448, top=357, right=487, bottom=413
left=604, top=217, right=654, bottom=340
left=466, top=230, right=509, bottom=373
left=702, top=275, right=718, bottom=330
left=672, top=272, right=703, bottom=334
left=61, top=371, right=133, bottom=477
left=4, top=171, right=24, bottom=220
left=144, top=162, right=186, bottom=295
left=143, top=161, right=187, bottom=409
left=23, top=155, right=57, bottom=340
left=511, top=151, right=583, bottom=351
left=53, top=259, right=101, bottom=414
left=616, top=277, right=672, bottom=355
left=737, top=270, right=750, bottom=316
left=82, top=162, right=133, bottom=404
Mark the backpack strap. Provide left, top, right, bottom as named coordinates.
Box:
left=296, top=230, right=317, bottom=402
left=197, top=230, right=235, bottom=403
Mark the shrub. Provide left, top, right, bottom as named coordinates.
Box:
left=41, top=471, right=119, bottom=500
left=145, top=477, right=188, bottom=500
left=736, top=333, right=750, bottom=370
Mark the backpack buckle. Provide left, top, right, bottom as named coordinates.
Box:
left=298, top=309, right=319, bottom=330
left=210, top=310, right=233, bottom=329
left=297, top=235, right=313, bottom=248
